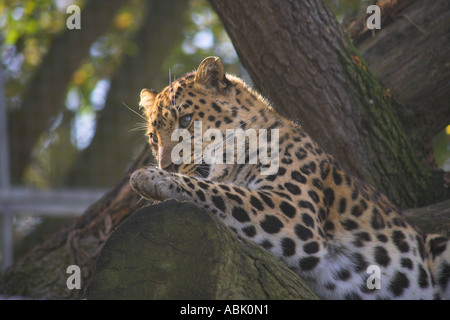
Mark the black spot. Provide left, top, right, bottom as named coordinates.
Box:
left=308, top=190, right=320, bottom=203
left=298, top=200, right=316, bottom=214
left=338, top=198, right=347, bottom=214
left=371, top=207, right=385, bottom=230
left=258, top=191, right=275, bottom=208
left=260, top=215, right=284, bottom=234
left=428, top=236, right=449, bottom=259
left=225, top=192, right=243, bottom=204
left=284, top=182, right=301, bottom=195
left=351, top=252, right=368, bottom=272
left=280, top=201, right=297, bottom=218
left=295, top=148, right=307, bottom=160
left=232, top=207, right=250, bottom=222
left=198, top=181, right=209, bottom=190
left=195, top=189, right=206, bottom=202
left=392, top=230, right=410, bottom=253
left=299, top=256, right=320, bottom=271
left=198, top=111, right=205, bottom=118
left=325, top=282, right=336, bottom=291
left=374, top=246, right=390, bottom=267
left=281, top=237, right=296, bottom=257
left=418, top=265, right=429, bottom=288
left=199, top=98, right=206, bottom=104
left=312, top=178, right=323, bottom=190
left=323, top=188, right=335, bottom=207
left=400, top=258, right=413, bottom=270
left=335, top=269, right=351, bottom=281
left=211, top=102, right=222, bottom=113
left=233, top=187, right=246, bottom=196
left=291, top=171, right=307, bottom=184
left=274, top=191, right=292, bottom=201
left=212, top=196, right=225, bottom=212
left=224, top=116, right=233, bottom=124
left=320, top=160, right=330, bottom=180
left=260, top=240, right=273, bottom=250
left=281, top=157, right=293, bottom=165
left=389, top=271, right=410, bottom=297
left=300, top=163, right=314, bottom=175
left=377, top=233, right=388, bottom=243
left=301, top=213, right=315, bottom=228
left=219, top=184, right=230, bottom=191
left=351, top=188, right=359, bottom=200
left=332, top=167, right=342, bottom=185
left=342, top=219, right=358, bottom=231
left=294, top=224, right=313, bottom=241
left=392, top=217, right=407, bottom=228
left=416, top=235, right=426, bottom=261
left=277, top=167, right=286, bottom=176
left=355, top=231, right=371, bottom=242
left=318, top=207, right=328, bottom=222
left=438, top=262, right=450, bottom=291
left=351, top=199, right=368, bottom=217
left=303, top=241, right=319, bottom=254
left=324, top=220, right=335, bottom=232
left=170, top=108, right=177, bottom=119
left=250, top=195, right=264, bottom=210
left=242, top=225, right=256, bottom=237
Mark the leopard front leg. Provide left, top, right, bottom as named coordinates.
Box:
left=130, top=166, right=326, bottom=277
left=130, top=167, right=192, bottom=202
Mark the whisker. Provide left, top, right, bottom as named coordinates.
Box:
left=128, top=125, right=149, bottom=133
left=122, top=101, right=147, bottom=121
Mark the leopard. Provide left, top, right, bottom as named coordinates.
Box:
left=130, top=56, right=450, bottom=300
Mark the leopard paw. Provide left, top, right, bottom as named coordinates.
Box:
left=130, top=167, right=176, bottom=201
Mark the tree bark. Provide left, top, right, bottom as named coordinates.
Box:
left=208, top=0, right=449, bottom=208
left=8, top=0, right=127, bottom=184
left=87, top=200, right=318, bottom=300
left=347, top=0, right=450, bottom=151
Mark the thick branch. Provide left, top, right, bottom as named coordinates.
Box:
left=349, top=0, right=450, bottom=149
left=87, top=200, right=318, bottom=300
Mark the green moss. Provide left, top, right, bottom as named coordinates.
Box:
left=337, top=40, right=433, bottom=208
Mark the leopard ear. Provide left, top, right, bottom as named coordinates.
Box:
left=195, top=56, right=227, bottom=90
left=139, top=88, right=157, bottom=108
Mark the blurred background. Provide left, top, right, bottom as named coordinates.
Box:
left=0, top=0, right=449, bottom=270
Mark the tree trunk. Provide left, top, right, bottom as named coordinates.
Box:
left=8, top=0, right=127, bottom=184
left=87, top=200, right=318, bottom=300
left=347, top=0, right=450, bottom=150
left=208, top=0, right=449, bottom=208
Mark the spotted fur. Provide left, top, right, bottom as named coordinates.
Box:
left=131, top=57, right=450, bottom=299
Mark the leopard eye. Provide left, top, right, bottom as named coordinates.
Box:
left=179, top=114, right=193, bottom=128
left=149, top=132, right=158, bottom=144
